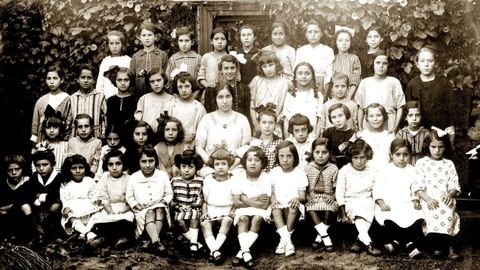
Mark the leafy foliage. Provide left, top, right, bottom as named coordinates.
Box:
left=0, top=0, right=479, bottom=154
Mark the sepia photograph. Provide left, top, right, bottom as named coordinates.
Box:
left=0, top=0, right=480, bottom=269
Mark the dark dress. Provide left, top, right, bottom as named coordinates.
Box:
left=106, top=94, right=139, bottom=134
left=0, top=177, right=32, bottom=242
left=322, top=127, right=355, bottom=168
left=25, top=171, right=63, bottom=240
left=405, top=76, right=456, bottom=129
left=204, top=81, right=252, bottom=124
left=238, top=47, right=259, bottom=85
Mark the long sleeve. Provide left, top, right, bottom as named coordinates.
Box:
left=125, top=179, right=138, bottom=209
left=96, top=174, right=109, bottom=204
left=59, top=184, right=70, bottom=210
left=96, top=58, right=108, bottom=92
left=162, top=177, right=173, bottom=204
left=351, top=55, right=362, bottom=87
left=446, top=160, right=461, bottom=193
left=197, top=54, right=208, bottom=82
left=31, top=100, right=42, bottom=142
left=335, top=169, right=347, bottom=207
left=90, top=140, right=102, bottom=174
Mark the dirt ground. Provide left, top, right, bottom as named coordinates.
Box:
left=43, top=218, right=480, bottom=270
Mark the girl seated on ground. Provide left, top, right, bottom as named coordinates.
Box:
left=94, top=150, right=135, bottom=249
left=170, top=150, right=204, bottom=256
left=335, top=139, right=381, bottom=256
left=373, top=139, right=424, bottom=259
left=200, top=146, right=236, bottom=265
left=270, top=141, right=308, bottom=257
left=60, top=154, right=103, bottom=247
left=232, top=146, right=271, bottom=268
left=126, top=146, right=174, bottom=257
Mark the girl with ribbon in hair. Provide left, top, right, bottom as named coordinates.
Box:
left=244, top=103, right=281, bottom=172
left=249, top=50, right=289, bottom=134
left=33, top=106, right=69, bottom=172
left=135, top=68, right=174, bottom=133
left=105, top=66, right=138, bottom=135
left=413, top=129, right=461, bottom=259
left=169, top=71, right=206, bottom=147
left=200, top=145, right=236, bottom=265
left=154, top=111, right=187, bottom=178
left=332, top=26, right=361, bottom=99
left=282, top=62, right=323, bottom=138
left=305, top=138, right=339, bottom=252
left=31, top=65, right=71, bottom=144
left=96, top=30, right=131, bottom=99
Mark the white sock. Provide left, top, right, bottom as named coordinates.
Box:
left=190, top=228, right=198, bottom=244
left=247, top=231, right=258, bottom=248
left=73, top=221, right=89, bottom=235
left=86, top=231, right=97, bottom=241
left=277, top=225, right=292, bottom=244
left=238, top=232, right=250, bottom=252
left=182, top=231, right=191, bottom=240
left=215, top=233, right=227, bottom=250
left=354, top=218, right=372, bottom=246
left=205, top=235, right=217, bottom=254
left=315, top=235, right=322, bottom=243
left=314, top=223, right=327, bottom=236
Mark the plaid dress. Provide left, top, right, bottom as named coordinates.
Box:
left=250, top=137, right=281, bottom=172
left=305, top=162, right=339, bottom=212
left=171, top=176, right=203, bottom=220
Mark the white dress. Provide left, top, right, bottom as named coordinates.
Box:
left=96, top=55, right=131, bottom=99
left=60, top=177, right=103, bottom=232
left=335, top=163, right=376, bottom=222
left=269, top=166, right=308, bottom=209
left=282, top=88, right=323, bottom=137
left=413, top=157, right=461, bottom=236
left=373, top=163, right=424, bottom=227
left=202, top=174, right=235, bottom=221
left=93, top=173, right=134, bottom=224
left=232, top=171, right=272, bottom=225
left=126, top=169, right=173, bottom=238
left=360, top=129, right=394, bottom=170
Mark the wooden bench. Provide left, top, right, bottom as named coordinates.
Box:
left=457, top=198, right=480, bottom=219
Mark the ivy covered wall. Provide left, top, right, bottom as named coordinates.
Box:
left=0, top=0, right=479, bottom=155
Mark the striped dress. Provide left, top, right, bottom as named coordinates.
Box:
left=171, top=176, right=204, bottom=220
left=70, top=90, right=107, bottom=139
left=332, top=52, right=362, bottom=99
left=305, top=162, right=339, bottom=212
left=395, top=126, right=430, bottom=165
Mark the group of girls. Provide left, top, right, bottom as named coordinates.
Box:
left=0, top=17, right=464, bottom=267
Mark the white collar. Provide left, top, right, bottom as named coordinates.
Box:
left=37, top=170, right=59, bottom=187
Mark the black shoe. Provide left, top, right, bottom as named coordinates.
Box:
left=350, top=240, right=363, bottom=253
left=447, top=247, right=461, bottom=261
left=324, top=245, right=334, bottom=252
left=154, top=241, right=167, bottom=256
left=114, top=237, right=129, bottom=250
left=232, top=256, right=242, bottom=266
left=212, top=250, right=223, bottom=266
left=312, top=241, right=323, bottom=250
left=433, top=249, right=444, bottom=258
left=242, top=251, right=254, bottom=269
left=366, top=244, right=382, bottom=256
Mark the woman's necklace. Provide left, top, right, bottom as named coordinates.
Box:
left=214, top=112, right=235, bottom=129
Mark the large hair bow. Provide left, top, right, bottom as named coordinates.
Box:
left=431, top=126, right=455, bottom=137
left=32, top=141, right=55, bottom=154
left=212, top=140, right=229, bottom=151
left=103, top=65, right=120, bottom=85
left=156, top=111, right=172, bottom=126
left=335, top=25, right=355, bottom=37
left=44, top=105, right=63, bottom=120
left=253, top=102, right=277, bottom=114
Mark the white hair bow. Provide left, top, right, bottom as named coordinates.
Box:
left=229, top=51, right=247, bottom=64
left=170, top=63, right=188, bottom=80
left=431, top=126, right=455, bottom=137
left=467, top=144, right=480, bottom=160
left=335, top=25, right=355, bottom=37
